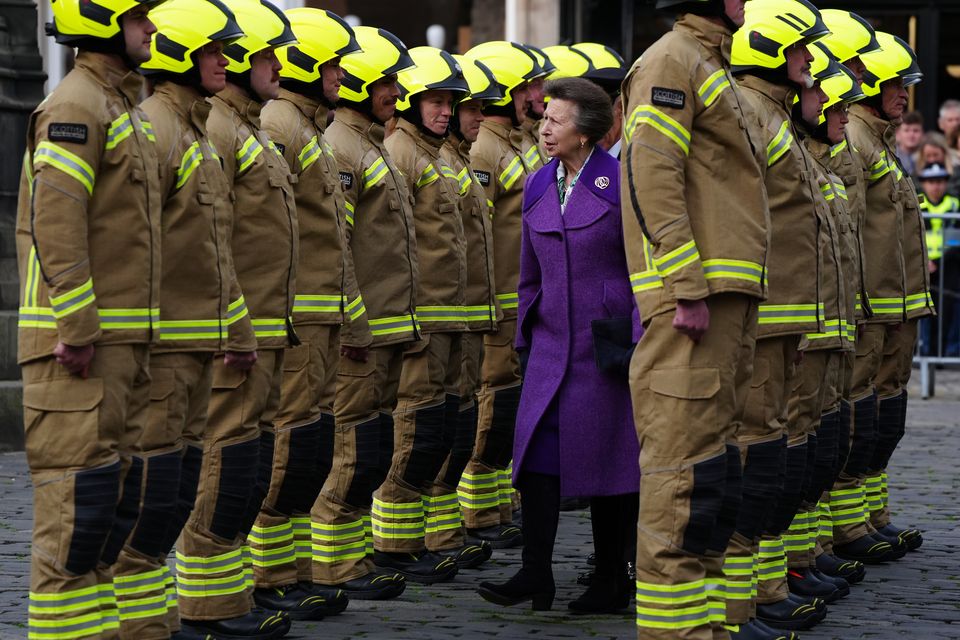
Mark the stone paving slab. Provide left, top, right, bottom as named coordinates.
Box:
left=0, top=370, right=958, bottom=639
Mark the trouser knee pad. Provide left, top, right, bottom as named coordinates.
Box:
left=440, top=404, right=478, bottom=488
left=836, top=401, right=852, bottom=478
left=682, top=450, right=730, bottom=555
left=399, top=402, right=448, bottom=489
left=370, top=412, right=395, bottom=492
left=345, top=416, right=382, bottom=508
left=161, top=445, right=203, bottom=554
left=129, top=451, right=181, bottom=557
left=843, top=394, right=877, bottom=478
left=810, top=412, right=840, bottom=501
left=868, top=391, right=905, bottom=474
left=735, top=436, right=786, bottom=542
left=210, top=438, right=259, bottom=541
left=100, top=456, right=144, bottom=566
left=66, top=461, right=122, bottom=575
left=800, top=434, right=818, bottom=504
left=708, top=444, right=743, bottom=552
left=766, top=442, right=808, bottom=536
left=273, top=420, right=323, bottom=515
left=482, top=385, right=521, bottom=468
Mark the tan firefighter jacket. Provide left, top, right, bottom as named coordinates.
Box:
left=517, top=116, right=546, bottom=173
left=847, top=104, right=933, bottom=322
left=470, top=119, right=529, bottom=320
left=620, top=13, right=770, bottom=322
left=16, top=52, right=162, bottom=364
left=327, top=107, right=419, bottom=347
left=738, top=75, right=823, bottom=338
left=141, top=82, right=255, bottom=354
left=441, top=135, right=499, bottom=333
left=262, top=89, right=365, bottom=332
left=385, top=118, right=467, bottom=333
left=208, top=85, right=298, bottom=350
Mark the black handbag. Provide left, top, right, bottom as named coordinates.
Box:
left=591, top=316, right=635, bottom=376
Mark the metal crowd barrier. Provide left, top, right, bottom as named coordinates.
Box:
left=915, top=211, right=960, bottom=399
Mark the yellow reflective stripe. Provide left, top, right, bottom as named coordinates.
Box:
left=236, top=135, right=264, bottom=174
left=523, top=145, right=542, bottom=170
left=869, top=297, right=905, bottom=314
left=23, top=245, right=41, bottom=308
left=175, top=549, right=244, bottom=574
left=766, top=120, right=793, bottom=166
left=906, top=291, right=932, bottom=311
left=251, top=317, right=287, bottom=338
left=624, top=105, right=691, bottom=154
left=176, top=141, right=203, bottom=190
left=48, top=278, right=95, bottom=319
left=499, top=156, right=523, bottom=190
left=830, top=139, right=847, bottom=158
left=205, top=140, right=220, bottom=161
left=654, top=240, right=700, bottom=276
left=28, top=611, right=112, bottom=639
left=702, top=259, right=764, bottom=284
left=105, top=113, right=133, bottom=150
left=805, top=317, right=846, bottom=341
left=416, top=305, right=467, bottom=323
left=757, top=303, right=820, bottom=324
left=28, top=584, right=112, bottom=615
left=832, top=180, right=848, bottom=200
left=33, top=141, right=95, bottom=195
left=417, top=163, right=439, bottom=188
left=368, top=314, right=418, bottom=336
left=630, top=270, right=664, bottom=293
left=345, top=295, right=366, bottom=320
left=97, top=307, right=159, bottom=330
left=298, top=136, right=321, bottom=171
left=869, top=152, right=891, bottom=181
left=463, top=303, right=497, bottom=321
left=363, top=157, right=388, bottom=188
left=139, top=119, right=156, bottom=142
left=25, top=149, right=35, bottom=197
left=698, top=69, right=730, bottom=107
left=226, top=296, right=248, bottom=325
left=293, top=293, right=342, bottom=313
left=456, top=167, right=473, bottom=195
left=496, top=291, right=519, bottom=310
left=322, top=140, right=335, bottom=157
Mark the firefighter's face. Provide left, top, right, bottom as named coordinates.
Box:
left=122, top=6, right=156, bottom=65
left=880, top=77, right=908, bottom=120
left=825, top=103, right=849, bottom=145
left=250, top=47, right=281, bottom=101
left=799, top=83, right=827, bottom=129
left=420, top=89, right=454, bottom=136
left=321, top=57, right=344, bottom=105
left=458, top=99, right=485, bottom=143
left=197, top=41, right=228, bottom=94
left=370, top=74, right=401, bottom=122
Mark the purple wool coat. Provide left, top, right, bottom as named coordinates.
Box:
left=513, top=149, right=641, bottom=497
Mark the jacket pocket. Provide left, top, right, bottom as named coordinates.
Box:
left=282, top=342, right=311, bottom=373
left=145, top=366, right=177, bottom=451
left=649, top=366, right=720, bottom=400
left=23, top=377, right=104, bottom=471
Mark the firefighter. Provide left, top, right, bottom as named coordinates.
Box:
left=726, top=1, right=832, bottom=634
left=459, top=40, right=542, bottom=549
left=542, top=44, right=593, bottom=79
left=829, top=29, right=929, bottom=566
left=519, top=45, right=553, bottom=172
left=857, top=31, right=931, bottom=555
left=317, top=25, right=437, bottom=594
left=248, top=7, right=363, bottom=619
left=110, top=1, right=258, bottom=637
left=571, top=42, right=629, bottom=157
left=174, top=0, right=299, bottom=636
left=18, top=0, right=161, bottom=637
left=798, top=44, right=869, bottom=589
left=439, top=54, right=503, bottom=568
left=620, top=0, right=769, bottom=637
left=816, top=10, right=904, bottom=566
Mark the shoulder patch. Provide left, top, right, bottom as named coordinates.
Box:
left=339, top=171, right=354, bottom=190
left=651, top=87, right=685, bottom=110
left=48, top=123, right=88, bottom=144
left=475, top=170, right=491, bottom=187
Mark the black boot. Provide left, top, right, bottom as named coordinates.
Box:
left=182, top=609, right=291, bottom=640
left=477, top=472, right=559, bottom=610
left=373, top=550, right=458, bottom=584
left=253, top=582, right=348, bottom=620
left=752, top=619, right=800, bottom=640
left=877, top=522, right=923, bottom=551
left=467, top=523, right=523, bottom=549
left=787, top=567, right=839, bottom=602
left=815, top=551, right=865, bottom=584
left=332, top=571, right=406, bottom=600
left=728, top=619, right=798, bottom=640
left=569, top=493, right=636, bottom=613
left=809, top=568, right=849, bottom=600
left=833, top=533, right=895, bottom=564
left=756, top=596, right=824, bottom=630
left=439, top=541, right=493, bottom=569
left=869, top=528, right=909, bottom=559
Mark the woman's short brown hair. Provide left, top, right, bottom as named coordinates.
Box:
left=544, top=77, right=614, bottom=146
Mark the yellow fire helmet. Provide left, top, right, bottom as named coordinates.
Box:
left=573, top=41, right=628, bottom=88
left=731, top=0, right=829, bottom=73
left=396, top=46, right=469, bottom=112
left=278, top=8, right=360, bottom=84
left=222, top=0, right=296, bottom=74
left=819, top=9, right=881, bottom=65
left=809, top=40, right=844, bottom=83
left=141, top=0, right=243, bottom=75
left=813, top=45, right=865, bottom=125
left=339, top=25, right=415, bottom=104
left=859, top=31, right=922, bottom=98
left=526, top=44, right=557, bottom=79
left=47, top=0, right=165, bottom=45
left=542, top=45, right=593, bottom=79
left=464, top=41, right=541, bottom=107
left=454, top=55, right=504, bottom=104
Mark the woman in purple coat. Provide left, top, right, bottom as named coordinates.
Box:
left=477, top=78, right=640, bottom=613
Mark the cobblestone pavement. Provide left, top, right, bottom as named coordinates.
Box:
left=1, top=371, right=959, bottom=639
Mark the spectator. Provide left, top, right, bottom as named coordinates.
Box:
left=939, top=99, right=960, bottom=149
left=896, top=111, right=924, bottom=176
left=919, top=162, right=960, bottom=356
left=916, top=132, right=953, bottom=175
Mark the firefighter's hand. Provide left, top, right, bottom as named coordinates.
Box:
left=341, top=345, right=369, bottom=362
left=673, top=299, right=710, bottom=343
left=54, top=342, right=95, bottom=378
left=929, top=260, right=937, bottom=274
left=225, top=350, right=258, bottom=371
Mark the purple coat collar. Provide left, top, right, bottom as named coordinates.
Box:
left=523, top=149, right=620, bottom=231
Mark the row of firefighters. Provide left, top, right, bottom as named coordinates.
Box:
left=17, top=0, right=931, bottom=638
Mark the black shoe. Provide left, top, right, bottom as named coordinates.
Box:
left=809, top=568, right=849, bottom=600
left=333, top=571, right=406, bottom=600
left=868, top=530, right=908, bottom=559
left=171, top=629, right=216, bottom=640
left=567, top=581, right=631, bottom=614
left=467, top=524, right=523, bottom=549
left=786, top=592, right=826, bottom=613
left=727, top=619, right=798, bottom=640
left=439, top=541, right=493, bottom=569
left=757, top=597, right=824, bottom=630
left=788, top=568, right=840, bottom=603
left=182, top=610, right=291, bottom=640
left=299, top=582, right=349, bottom=615
left=374, top=550, right=458, bottom=584
left=586, top=552, right=596, bottom=566
left=477, top=568, right=555, bottom=611
left=834, top=534, right=895, bottom=564
left=252, top=583, right=346, bottom=621
left=816, top=552, right=866, bottom=584
left=877, top=523, right=923, bottom=551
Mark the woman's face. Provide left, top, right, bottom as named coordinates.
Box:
left=540, top=98, right=584, bottom=160
left=923, top=144, right=946, bottom=166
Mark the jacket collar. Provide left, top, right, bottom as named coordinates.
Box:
left=526, top=147, right=619, bottom=213
left=395, top=117, right=446, bottom=155
left=74, top=51, right=144, bottom=105
left=480, top=119, right=513, bottom=145
left=738, top=74, right=797, bottom=115
left=675, top=13, right=734, bottom=63
left=154, top=82, right=210, bottom=135
left=803, top=133, right=831, bottom=162
left=850, top=103, right=896, bottom=146
left=215, top=84, right=262, bottom=128
left=521, top=115, right=540, bottom=137
left=335, top=106, right=385, bottom=147
left=276, top=88, right=330, bottom=133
